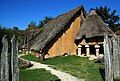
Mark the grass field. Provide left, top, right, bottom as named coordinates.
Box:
left=21, top=54, right=104, bottom=81
left=19, top=69, right=59, bottom=81
left=20, top=54, right=41, bottom=62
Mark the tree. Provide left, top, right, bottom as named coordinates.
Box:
left=92, top=6, right=120, bottom=32
left=28, top=21, right=37, bottom=30
left=38, top=16, right=53, bottom=28
left=13, top=27, right=19, bottom=30
left=0, top=25, right=24, bottom=50
left=0, top=25, right=2, bottom=29
left=38, top=21, right=44, bottom=28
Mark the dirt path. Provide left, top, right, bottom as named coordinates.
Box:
left=19, top=54, right=85, bottom=81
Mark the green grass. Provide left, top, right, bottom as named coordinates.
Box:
left=43, top=56, right=103, bottom=81
left=19, top=69, right=59, bottom=81
left=21, top=54, right=104, bottom=81
left=20, top=54, right=41, bottom=62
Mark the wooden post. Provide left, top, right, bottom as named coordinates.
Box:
left=118, top=38, right=120, bottom=79
left=112, top=35, right=120, bottom=79
left=40, top=50, right=45, bottom=61
left=0, top=35, right=9, bottom=81
left=104, top=35, right=113, bottom=81
left=11, top=35, right=19, bottom=81
left=40, top=54, right=45, bottom=61
left=78, top=45, right=82, bottom=56
left=85, top=44, right=90, bottom=57
left=94, top=44, right=100, bottom=57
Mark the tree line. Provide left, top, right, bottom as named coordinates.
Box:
left=27, top=16, right=53, bottom=30
left=92, top=6, right=120, bottom=32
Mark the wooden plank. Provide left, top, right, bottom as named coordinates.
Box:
left=0, top=35, right=9, bottom=81
left=118, top=37, right=120, bottom=79
left=11, top=35, right=19, bottom=81
left=104, top=35, right=113, bottom=81
left=112, top=35, right=120, bottom=79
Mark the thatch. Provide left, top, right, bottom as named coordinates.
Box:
left=25, top=28, right=43, bottom=45
left=76, top=10, right=114, bottom=40
left=30, top=6, right=85, bottom=51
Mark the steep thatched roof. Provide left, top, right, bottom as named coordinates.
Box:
left=76, top=10, right=114, bottom=40
left=30, top=6, right=85, bottom=51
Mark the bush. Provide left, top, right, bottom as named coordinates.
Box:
left=19, top=58, right=33, bottom=69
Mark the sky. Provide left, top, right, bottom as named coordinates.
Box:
left=0, top=0, right=120, bottom=30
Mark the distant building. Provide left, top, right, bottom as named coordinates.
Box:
left=75, top=10, right=114, bottom=59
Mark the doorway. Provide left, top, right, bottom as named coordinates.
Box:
left=81, top=45, right=86, bottom=54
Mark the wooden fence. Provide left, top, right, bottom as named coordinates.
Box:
left=0, top=35, right=19, bottom=81
left=104, top=35, right=120, bottom=81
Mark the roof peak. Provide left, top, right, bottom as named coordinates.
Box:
left=89, top=10, right=97, bottom=15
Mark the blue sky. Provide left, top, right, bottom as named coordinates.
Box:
left=0, top=0, right=120, bottom=30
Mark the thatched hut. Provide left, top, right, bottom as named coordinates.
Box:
left=30, top=6, right=86, bottom=58
left=75, top=10, right=114, bottom=58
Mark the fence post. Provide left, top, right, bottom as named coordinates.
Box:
left=118, top=38, right=120, bottom=79
left=112, top=36, right=119, bottom=79
left=0, top=35, right=9, bottom=81
left=112, top=35, right=120, bottom=79
left=104, top=35, right=113, bottom=81
left=11, top=35, right=19, bottom=81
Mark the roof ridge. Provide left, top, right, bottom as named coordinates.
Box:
left=46, top=5, right=84, bottom=24
left=89, top=10, right=97, bottom=16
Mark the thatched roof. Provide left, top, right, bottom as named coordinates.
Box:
left=30, top=6, right=85, bottom=51
left=76, top=10, right=114, bottom=40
